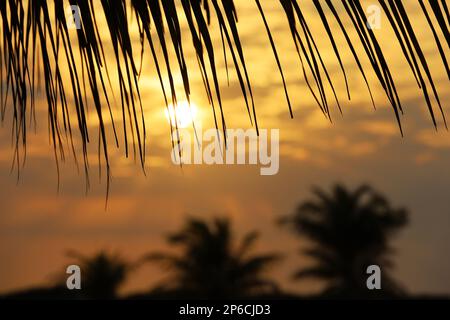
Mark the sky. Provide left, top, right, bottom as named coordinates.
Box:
left=0, top=1, right=449, bottom=295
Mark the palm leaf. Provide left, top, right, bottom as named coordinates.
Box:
left=1, top=0, right=448, bottom=186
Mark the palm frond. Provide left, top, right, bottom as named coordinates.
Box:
left=1, top=0, right=448, bottom=186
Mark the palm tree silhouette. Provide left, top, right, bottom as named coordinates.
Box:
left=1, top=1, right=448, bottom=181
left=67, top=250, right=131, bottom=299
left=282, top=184, right=408, bottom=298
left=143, top=217, right=280, bottom=299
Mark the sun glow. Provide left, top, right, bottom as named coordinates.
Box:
left=165, top=101, right=199, bottom=129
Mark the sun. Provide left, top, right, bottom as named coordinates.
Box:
left=165, top=101, right=199, bottom=129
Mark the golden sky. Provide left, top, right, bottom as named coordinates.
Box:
left=0, top=0, right=449, bottom=295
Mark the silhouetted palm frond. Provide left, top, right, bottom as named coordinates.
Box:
left=1, top=1, right=449, bottom=186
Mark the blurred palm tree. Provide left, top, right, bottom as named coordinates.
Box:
left=282, top=184, right=408, bottom=298
left=143, top=217, right=280, bottom=299
left=67, top=250, right=132, bottom=299
left=1, top=1, right=448, bottom=183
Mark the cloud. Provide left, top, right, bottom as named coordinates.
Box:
left=360, top=121, right=398, bottom=137
left=416, top=130, right=450, bottom=149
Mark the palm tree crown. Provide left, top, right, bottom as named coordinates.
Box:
left=144, top=217, right=279, bottom=298
left=67, top=250, right=131, bottom=299
left=283, top=184, right=408, bottom=297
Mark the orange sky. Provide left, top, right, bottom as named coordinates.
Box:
left=0, top=0, right=449, bottom=295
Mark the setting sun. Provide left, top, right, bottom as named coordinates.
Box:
left=165, top=101, right=199, bottom=129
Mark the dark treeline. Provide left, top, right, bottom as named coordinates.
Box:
left=0, top=184, right=444, bottom=300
